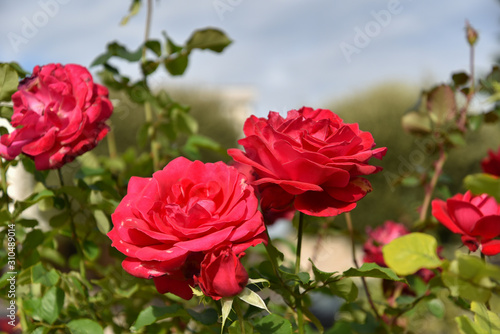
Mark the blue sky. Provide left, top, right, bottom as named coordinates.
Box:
left=1, top=0, right=499, bottom=116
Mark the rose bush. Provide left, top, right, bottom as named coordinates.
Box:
left=481, top=146, right=500, bottom=177
left=228, top=107, right=387, bottom=217
left=108, top=157, right=267, bottom=300
left=0, top=63, right=112, bottom=170
left=432, top=191, right=500, bottom=255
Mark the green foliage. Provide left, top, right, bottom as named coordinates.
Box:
left=383, top=233, right=443, bottom=276
left=464, top=173, right=500, bottom=202
left=0, top=63, right=19, bottom=101
left=456, top=302, right=500, bottom=334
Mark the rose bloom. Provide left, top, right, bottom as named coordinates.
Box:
left=432, top=191, right=500, bottom=256
left=228, top=107, right=387, bottom=218
left=0, top=63, right=112, bottom=170
left=363, top=221, right=409, bottom=267
left=481, top=147, right=500, bottom=177
left=108, top=157, right=267, bottom=300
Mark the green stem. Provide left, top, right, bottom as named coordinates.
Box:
left=480, top=252, right=491, bottom=310
left=0, top=159, right=9, bottom=206
left=234, top=299, right=245, bottom=334
left=106, top=120, right=118, bottom=159
left=419, top=147, right=446, bottom=223
left=295, top=212, right=304, bottom=273
left=57, top=168, right=86, bottom=280
left=141, top=0, right=160, bottom=171
left=295, top=212, right=305, bottom=334
left=345, top=212, right=382, bottom=322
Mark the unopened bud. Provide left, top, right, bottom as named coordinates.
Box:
left=465, top=20, right=478, bottom=46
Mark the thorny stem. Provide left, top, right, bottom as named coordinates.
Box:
left=57, top=168, right=86, bottom=280
left=345, top=212, right=382, bottom=322
left=419, top=147, right=447, bottom=223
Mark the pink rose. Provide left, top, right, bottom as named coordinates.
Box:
left=228, top=107, right=386, bottom=217
left=108, top=157, right=267, bottom=300
left=194, top=248, right=249, bottom=300
left=363, top=221, right=409, bottom=267
left=432, top=191, right=500, bottom=255
left=481, top=147, right=500, bottom=177
left=0, top=63, right=112, bottom=170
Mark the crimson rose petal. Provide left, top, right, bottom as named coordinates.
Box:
left=228, top=107, right=386, bottom=218
left=108, top=157, right=267, bottom=300
left=0, top=63, right=113, bottom=170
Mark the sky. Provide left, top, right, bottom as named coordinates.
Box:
left=1, top=0, right=499, bottom=117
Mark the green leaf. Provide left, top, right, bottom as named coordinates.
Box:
left=164, top=54, right=189, bottom=76
left=75, top=166, right=106, bottom=179
left=22, top=229, right=45, bottom=250
left=382, top=233, right=442, bottom=276
left=39, top=286, right=64, bottom=324
left=427, top=84, right=457, bottom=125
left=221, top=297, right=233, bottom=331
left=141, top=60, right=160, bottom=76
left=186, top=28, right=232, bottom=53
left=229, top=320, right=254, bottom=334
left=120, top=0, right=141, bottom=26
left=67, top=319, right=104, bottom=334
left=427, top=298, right=445, bottom=318
left=0, top=63, right=19, bottom=101
left=49, top=211, right=70, bottom=228
left=16, top=218, right=38, bottom=228
left=187, top=308, right=218, bottom=325
left=82, top=240, right=100, bottom=261
left=91, top=42, right=142, bottom=66
left=177, top=111, right=198, bottom=134
left=309, top=259, right=338, bottom=282
left=442, top=253, right=500, bottom=303
left=31, top=263, right=59, bottom=287
left=0, top=106, right=13, bottom=121
left=238, top=287, right=270, bottom=313
left=253, top=314, right=292, bottom=334
left=401, top=111, right=432, bottom=135
left=131, top=305, right=186, bottom=331
left=94, top=210, right=110, bottom=234
left=145, top=40, right=162, bottom=57
left=456, top=316, right=483, bottom=334
left=452, top=72, right=470, bottom=87
left=464, top=173, right=500, bottom=202
left=343, top=262, right=407, bottom=283
left=325, top=277, right=358, bottom=302
left=471, top=301, right=500, bottom=333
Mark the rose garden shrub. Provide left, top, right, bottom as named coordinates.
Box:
left=0, top=3, right=500, bottom=334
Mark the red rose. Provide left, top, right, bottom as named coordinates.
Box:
left=194, top=248, right=249, bottom=300
left=228, top=107, right=387, bottom=217
left=0, top=63, right=112, bottom=170
left=363, top=221, right=409, bottom=267
left=432, top=191, right=500, bottom=255
left=108, top=157, right=267, bottom=300
left=481, top=147, right=500, bottom=177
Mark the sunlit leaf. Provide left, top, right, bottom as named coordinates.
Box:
left=383, top=233, right=442, bottom=276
